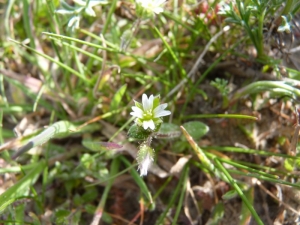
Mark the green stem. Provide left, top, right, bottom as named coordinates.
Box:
left=156, top=166, right=188, bottom=225
left=183, top=114, right=257, bottom=120
left=91, top=157, right=119, bottom=225
left=86, top=0, right=118, bottom=71
left=153, top=26, right=187, bottom=78
left=256, top=8, right=267, bottom=60
left=172, top=166, right=189, bottom=225
left=281, top=0, right=294, bottom=15
left=214, top=159, right=264, bottom=225
left=232, top=81, right=300, bottom=102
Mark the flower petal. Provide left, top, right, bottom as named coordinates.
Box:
left=156, top=0, right=166, bottom=4
left=154, top=103, right=167, bottom=110
left=130, top=106, right=143, bottom=118
left=155, top=110, right=171, bottom=117
left=153, top=104, right=171, bottom=117
left=139, top=153, right=152, bottom=176
left=142, top=94, right=148, bottom=110
left=142, top=94, right=153, bottom=111
left=137, top=145, right=154, bottom=176
left=139, top=164, right=148, bottom=176
left=153, top=7, right=163, bottom=14
left=143, top=120, right=155, bottom=130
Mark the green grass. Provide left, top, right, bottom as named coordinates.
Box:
left=1, top=0, right=300, bottom=224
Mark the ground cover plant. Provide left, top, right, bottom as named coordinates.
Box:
left=1, top=0, right=300, bottom=224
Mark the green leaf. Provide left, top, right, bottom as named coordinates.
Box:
left=284, top=158, right=295, bottom=172
left=85, top=204, right=96, bottom=214
left=102, top=212, right=113, bottom=224
left=207, top=202, right=224, bottom=225
left=182, top=121, right=209, bottom=140
left=82, top=140, right=122, bottom=152
left=55, top=209, right=70, bottom=224
left=120, top=156, right=153, bottom=205
left=82, top=187, right=98, bottom=203
left=155, top=123, right=181, bottom=139
left=12, top=121, right=77, bottom=159
left=120, top=29, right=133, bottom=51
left=15, top=203, right=26, bottom=223
left=222, top=189, right=238, bottom=200
left=240, top=187, right=254, bottom=225
left=110, top=84, right=127, bottom=111
left=0, top=160, right=46, bottom=213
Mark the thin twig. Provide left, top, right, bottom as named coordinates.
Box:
left=257, top=181, right=300, bottom=216
left=288, top=107, right=300, bottom=156
left=93, top=34, right=107, bottom=99
left=165, top=26, right=230, bottom=100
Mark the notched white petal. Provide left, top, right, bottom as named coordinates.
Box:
left=142, top=94, right=153, bottom=111
left=148, top=95, right=154, bottom=110
left=143, top=120, right=155, bottom=130
left=153, top=103, right=167, bottom=113
left=153, top=8, right=163, bottom=14
left=154, top=104, right=171, bottom=117
left=156, top=0, right=166, bottom=4
left=130, top=106, right=143, bottom=118
left=142, top=94, right=149, bottom=110
left=155, top=110, right=171, bottom=117
left=149, top=120, right=155, bottom=130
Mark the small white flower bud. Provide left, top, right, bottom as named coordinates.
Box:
left=136, top=144, right=155, bottom=176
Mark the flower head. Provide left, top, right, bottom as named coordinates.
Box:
left=137, top=144, right=155, bottom=176
left=130, top=94, right=171, bottom=131
left=135, top=0, right=166, bottom=17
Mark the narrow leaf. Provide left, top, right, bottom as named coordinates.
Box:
left=82, top=140, right=123, bottom=152
left=155, top=123, right=181, bottom=139
left=110, top=84, right=127, bottom=111
left=0, top=160, right=46, bottom=213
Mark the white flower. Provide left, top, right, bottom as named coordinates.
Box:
left=130, top=94, right=171, bottom=131
left=136, top=0, right=166, bottom=16
left=137, top=144, right=155, bottom=176
left=73, top=0, right=108, bottom=7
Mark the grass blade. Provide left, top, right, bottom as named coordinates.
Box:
left=0, top=160, right=46, bottom=213
left=214, top=159, right=263, bottom=225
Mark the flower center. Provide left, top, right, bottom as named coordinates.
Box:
left=143, top=110, right=153, bottom=120
left=146, top=3, right=154, bottom=8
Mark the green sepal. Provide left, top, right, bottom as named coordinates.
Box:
left=134, top=100, right=143, bottom=109
left=153, top=95, right=161, bottom=109
left=128, top=124, right=152, bottom=140
left=136, top=144, right=155, bottom=166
